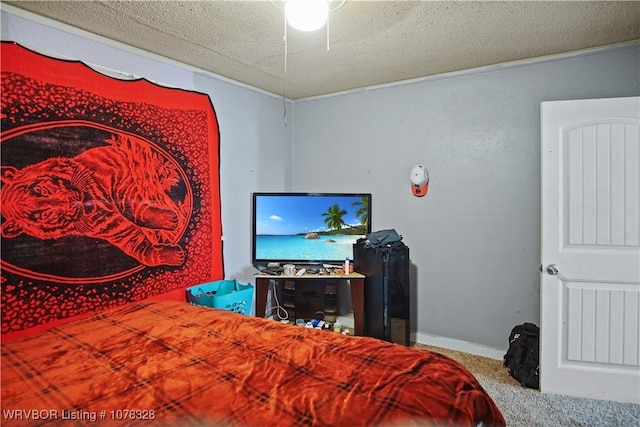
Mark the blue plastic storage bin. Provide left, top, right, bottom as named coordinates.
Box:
left=186, top=279, right=253, bottom=315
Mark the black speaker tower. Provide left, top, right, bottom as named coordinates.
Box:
left=353, top=240, right=410, bottom=346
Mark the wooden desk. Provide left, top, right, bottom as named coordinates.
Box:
left=254, top=272, right=366, bottom=336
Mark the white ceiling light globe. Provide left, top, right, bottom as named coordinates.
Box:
left=285, top=0, right=329, bottom=32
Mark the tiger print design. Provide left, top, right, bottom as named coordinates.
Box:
left=0, top=135, right=187, bottom=267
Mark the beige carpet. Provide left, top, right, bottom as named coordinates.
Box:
left=414, top=343, right=640, bottom=426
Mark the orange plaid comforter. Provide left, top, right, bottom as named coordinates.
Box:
left=1, top=300, right=505, bottom=426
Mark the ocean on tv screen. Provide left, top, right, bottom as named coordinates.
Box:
left=256, top=234, right=363, bottom=261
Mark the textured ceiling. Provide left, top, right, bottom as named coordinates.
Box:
left=4, top=1, right=639, bottom=99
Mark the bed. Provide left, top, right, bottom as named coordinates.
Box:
left=1, top=300, right=505, bottom=426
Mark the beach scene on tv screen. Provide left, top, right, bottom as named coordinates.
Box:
left=256, top=195, right=369, bottom=262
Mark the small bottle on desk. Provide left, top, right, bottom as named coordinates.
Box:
left=344, top=257, right=350, bottom=275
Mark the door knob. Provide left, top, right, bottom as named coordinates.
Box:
left=546, top=264, right=559, bottom=275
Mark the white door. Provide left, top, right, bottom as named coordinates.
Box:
left=541, top=97, right=640, bottom=404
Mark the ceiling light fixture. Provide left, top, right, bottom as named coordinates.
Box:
left=270, top=0, right=347, bottom=32
left=285, top=0, right=329, bottom=32
left=270, top=0, right=347, bottom=125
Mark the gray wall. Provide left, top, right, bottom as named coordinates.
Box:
left=3, top=6, right=639, bottom=352
left=291, top=46, right=640, bottom=351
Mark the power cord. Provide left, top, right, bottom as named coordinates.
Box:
left=264, top=279, right=289, bottom=321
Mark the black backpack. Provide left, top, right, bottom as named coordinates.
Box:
left=503, top=322, right=540, bottom=389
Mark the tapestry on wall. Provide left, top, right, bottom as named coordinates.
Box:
left=0, top=42, right=223, bottom=337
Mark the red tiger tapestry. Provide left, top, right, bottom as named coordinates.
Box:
left=0, top=42, right=223, bottom=340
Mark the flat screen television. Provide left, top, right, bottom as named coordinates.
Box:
left=252, top=192, right=372, bottom=268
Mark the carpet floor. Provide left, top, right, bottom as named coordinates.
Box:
left=413, top=343, right=640, bottom=426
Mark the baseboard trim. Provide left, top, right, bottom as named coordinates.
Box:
left=414, top=332, right=506, bottom=361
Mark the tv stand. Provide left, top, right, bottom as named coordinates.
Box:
left=254, top=272, right=366, bottom=336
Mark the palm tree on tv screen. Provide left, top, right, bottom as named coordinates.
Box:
left=322, top=204, right=347, bottom=232
left=352, top=196, right=369, bottom=227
